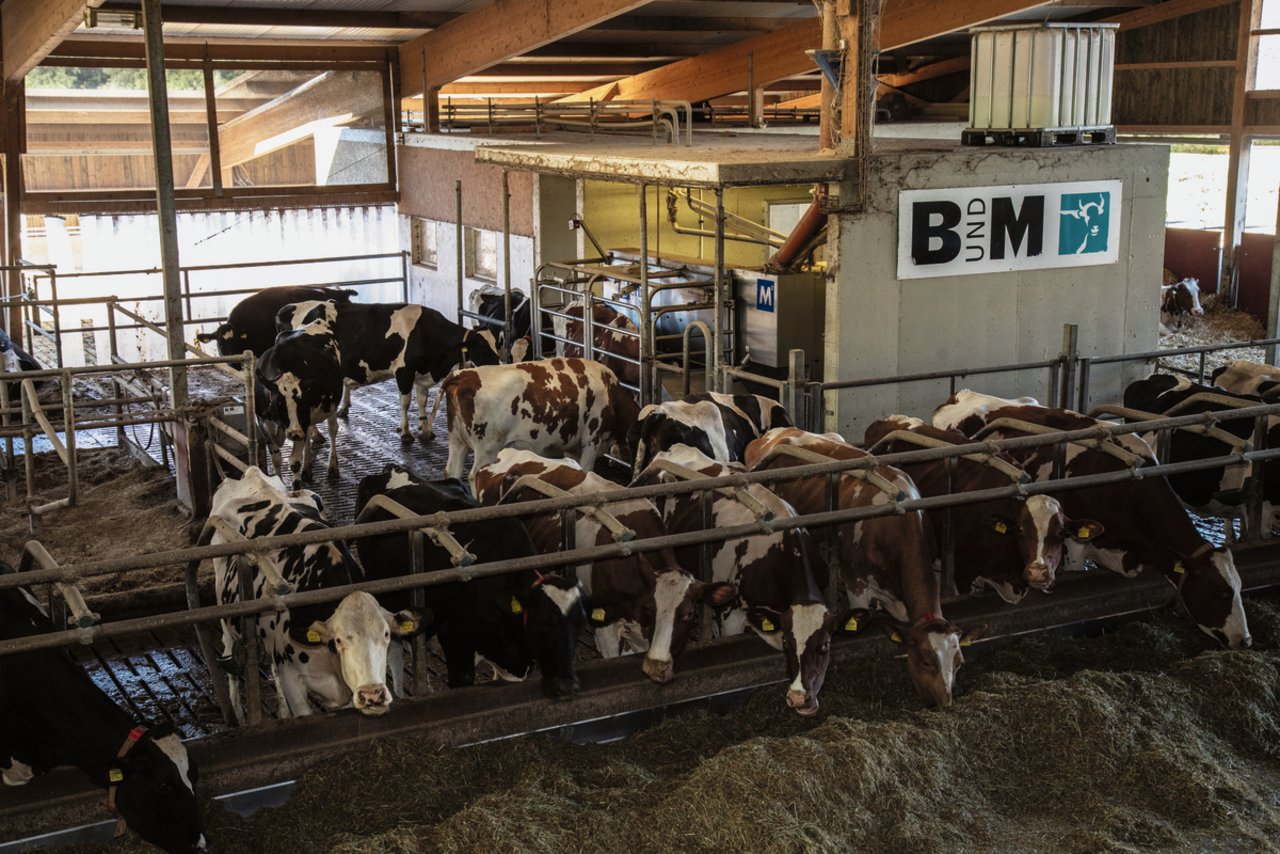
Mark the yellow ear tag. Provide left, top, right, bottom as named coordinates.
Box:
left=1174, top=561, right=1186, bottom=575
left=890, top=631, right=903, bottom=643
left=994, top=521, right=1008, bottom=535
left=306, top=629, right=322, bottom=643
left=844, top=616, right=859, bottom=632
left=400, top=620, right=416, bottom=633
left=109, top=768, right=124, bottom=783
left=1077, top=526, right=1092, bottom=540
left=510, top=597, right=523, bottom=615
left=591, top=608, right=606, bottom=623
left=760, top=618, right=776, bottom=632
left=960, top=637, right=973, bottom=647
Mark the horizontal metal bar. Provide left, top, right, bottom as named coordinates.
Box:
left=1088, top=337, right=1280, bottom=366
left=0, top=354, right=249, bottom=382
left=721, top=366, right=786, bottom=390
left=819, top=358, right=1061, bottom=392
left=36, top=251, right=404, bottom=281
left=6, top=400, right=1280, bottom=599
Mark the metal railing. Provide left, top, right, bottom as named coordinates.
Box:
left=407, top=98, right=695, bottom=145
left=5, top=401, right=1278, bottom=693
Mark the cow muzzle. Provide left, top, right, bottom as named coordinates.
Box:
left=1230, top=633, right=1253, bottom=650
left=787, top=688, right=818, bottom=716
left=642, top=656, right=673, bottom=684
left=354, top=684, right=391, bottom=714
left=1026, top=562, right=1054, bottom=589
left=286, top=428, right=306, bottom=442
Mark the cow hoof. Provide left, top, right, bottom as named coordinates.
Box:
left=398, top=432, right=414, bottom=446
left=327, top=466, right=339, bottom=479
left=417, top=430, right=434, bottom=445
left=337, top=409, right=350, bottom=420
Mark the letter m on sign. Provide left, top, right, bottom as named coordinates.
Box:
left=990, top=196, right=1044, bottom=260
left=756, top=278, right=775, bottom=313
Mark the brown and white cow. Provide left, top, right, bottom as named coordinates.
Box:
left=632, top=444, right=847, bottom=716
left=558, top=300, right=641, bottom=389
left=950, top=403, right=1251, bottom=649
left=474, top=449, right=736, bottom=684
left=745, top=428, right=985, bottom=708
left=863, top=416, right=1102, bottom=603
left=442, top=358, right=641, bottom=489
left=1210, top=359, right=1280, bottom=398
left=1159, top=277, right=1204, bottom=336
left=933, top=389, right=1043, bottom=436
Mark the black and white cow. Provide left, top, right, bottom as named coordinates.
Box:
left=211, top=468, right=422, bottom=718
left=1210, top=359, right=1280, bottom=399
left=1159, top=278, right=1204, bottom=336
left=469, top=285, right=532, bottom=360
left=633, top=444, right=847, bottom=715
left=1, top=564, right=206, bottom=853
left=194, top=285, right=356, bottom=357
left=628, top=392, right=793, bottom=479
left=1123, top=373, right=1280, bottom=525
left=355, top=464, right=587, bottom=698
left=933, top=389, right=1043, bottom=435
left=256, top=305, right=343, bottom=489
left=474, top=449, right=737, bottom=684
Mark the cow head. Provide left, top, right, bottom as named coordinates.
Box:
left=521, top=575, right=590, bottom=698
left=749, top=602, right=843, bottom=716
left=257, top=338, right=342, bottom=442
left=303, top=592, right=424, bottom=715
left=986, top=497, right=1104, bottom=591
left=109, top=724, right=207, bottom=854
left=882, top=616, right=986, bottom=708
left=276, top=299, right=339, bottom=334
left=1174, top=547, right=1250, bottom=649
left=195, top=322, right=243, bottom=356
left=599, top=560, right=734, bottom=684
left=461, top=329, right=502, bottom=368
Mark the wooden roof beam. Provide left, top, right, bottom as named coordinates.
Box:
left=4, top=0, right=107, bottom=81
left=562, top=0, right=1052, bottom=104
left=97, top=3, right=454, bottom=30
left=398, top=0, right=654, bottom=100
left=1101, top=0, right=1236, bottom=29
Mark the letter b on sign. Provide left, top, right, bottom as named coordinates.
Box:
left=911, top=201, right=962, bottom=266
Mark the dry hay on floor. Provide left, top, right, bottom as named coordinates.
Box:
left=1158, top=293, right=1268, bottom=377
left=0, top=448, right=193, bottom=595
left=80, top=594, right=1280, bottom=854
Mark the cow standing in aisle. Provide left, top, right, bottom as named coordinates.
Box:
left=469, top=285, right=532, bottom=361
left=863, top=417, right=1102, bottom=603
left=628, top=391, right=793, bottom=479
left=210, top=468, right=422, bottom=718
left=256, top=303, right=343, bottom=489
left=474, top=449, right=736, bottom=684
left=194, top=285, right=356, bottom=356
left=633, top=444, right=843, bottom=715
left=745, top=428, right=985, bottom=708
left=355, top=464, right=587, bottom=697
left=935, top=396, right=1251, bottom=649
left=443, top=358, right=640, bottom=489
left=0, top=563, right=207, bottom=853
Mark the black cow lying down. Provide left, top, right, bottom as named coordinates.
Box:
left=0, top=562, right=206, bottom=853
left=356, top=464, right=587, bottom=697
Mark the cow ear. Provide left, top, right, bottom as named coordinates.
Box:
left=701, top=582, right=738, bottom=609
left=747, top=607, right=782, bottom=634
left=301, top=621, right=332, bottom=645
left=880, top=619, right=909, bottom=645
left=1067, top=519, right=1105, bottom=542
left=837, top=608, right=872, bottom=635
left=958, top=623, right=987, bottom=647
left=388, top=609, right=427, bottom=637
left=986, top=514, right=1016, bottom=536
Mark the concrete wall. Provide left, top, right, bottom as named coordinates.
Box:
left=397, top=135, right=536, bottom=320
left=826, top=142, right=1169, bottom=438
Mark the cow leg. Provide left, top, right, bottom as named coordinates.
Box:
left=387, top=640, right=407, bottom=698
left=577, top=442, right=599, bottom=473
left=336, top=383, right=353, bottom=419
left=398, top=391, right=414, bottom=444
left=287, top=436, right=306, bottom=490
left=326, top=412, right=340, bottom=479
left=415, top=380, right=434, bottom=443
left=275, top=662, right=314, bottom=718
left=445, top=429, right=469, bottom=481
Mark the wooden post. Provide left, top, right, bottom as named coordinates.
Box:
left=2, top=80, right=23, bottom=337
left=1267, top=189, right=1280, bottom=366
left=201, top=49, right=224, bottom=197
left=1221, top=0, right=1263, bottom=306
left=819, top=0, right=837, bottom=151
left=837, top=0, right=860, bottom=152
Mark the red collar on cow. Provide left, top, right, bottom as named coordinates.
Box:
left=105, top=726, right=148, bottom=839
left=912, top=612, right=944, bottom=629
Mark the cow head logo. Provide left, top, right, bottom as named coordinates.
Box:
left=1058, top=192, right=1110, bottom=256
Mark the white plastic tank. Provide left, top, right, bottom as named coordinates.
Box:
left=969, top=23, right=1117, bottom=132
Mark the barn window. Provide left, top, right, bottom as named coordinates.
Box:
left=411, top=217, right=437, bottom=269
left=465, top=227, right=499, bottom=281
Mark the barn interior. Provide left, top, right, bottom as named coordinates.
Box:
left=2, top=0, right=1280, bottom=851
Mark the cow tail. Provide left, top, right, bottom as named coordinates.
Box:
left=434, top=373, right=456, bottom=431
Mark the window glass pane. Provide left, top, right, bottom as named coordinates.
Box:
left=1257, top=35, right=1280, bottom=90
left=412, top=217, right=437, bottom=268
left=1263, top=0, right=1280, bottom=29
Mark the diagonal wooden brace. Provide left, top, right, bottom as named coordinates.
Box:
left=650, top=458, right=775, bottom=521
left=506, top=474, right=635, bottom=542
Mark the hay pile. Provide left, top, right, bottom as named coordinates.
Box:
left=0, top=449, right=192, bottom=594
left=1158, top=292, right=1267, bottom=376
left=83, top=595, right=1280, bottom=854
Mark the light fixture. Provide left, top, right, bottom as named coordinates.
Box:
left=83, top=8, right=142, bottom=29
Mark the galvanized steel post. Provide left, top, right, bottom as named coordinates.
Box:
left=455, top=179, right=464, bottom=326
left=502, top=170, right=513, bottom=354
left=712, top=187, right=726, bottom=393
left=1060, top=323, right=1078, bottom=409
left=639, top=184, right=652, bottom=404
